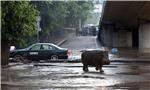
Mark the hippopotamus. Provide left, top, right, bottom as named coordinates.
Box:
left=81, top=50, right=110, bottom=72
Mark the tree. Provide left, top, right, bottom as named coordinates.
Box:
left=64, top=1, right=94, bottom=27
left=32, top=1, right=94, bottom=42
left=1, top=1, right=39, bottom=65
left=31, top=1, right=68, bottom=42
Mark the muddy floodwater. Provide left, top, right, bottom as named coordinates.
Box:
left=1, top=62, right=150, bottom=90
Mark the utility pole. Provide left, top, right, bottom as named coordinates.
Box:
left=37, top=16, right=41, bottom=43
left=79, top=19, right=82, bottom=36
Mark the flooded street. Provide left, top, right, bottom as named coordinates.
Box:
left=2, top=62, right=150, bottom=90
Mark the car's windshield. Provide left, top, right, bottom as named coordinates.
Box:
left=25, top=44, right=37, bottom=50
left=51, top=44, right=62, bottom=49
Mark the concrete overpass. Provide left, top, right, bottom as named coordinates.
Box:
left=98, top=1, right=150, bottom=52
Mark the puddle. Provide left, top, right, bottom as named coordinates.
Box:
left=116, top=72, right=140, bottom=75
left=62, top=75, right=105, bottom=79
left=112, top=81, right=150, bottom=90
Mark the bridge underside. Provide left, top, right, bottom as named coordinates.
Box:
left=98, top=1, right=150, bottom=52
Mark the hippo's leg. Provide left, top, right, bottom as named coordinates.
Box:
left=95, top=66, right=99, bottom=71
left=83, top=65, right=89, bottom=72
left=98, top=65, right=104, bottom=72
left=95, top=65, right=104, bottom=72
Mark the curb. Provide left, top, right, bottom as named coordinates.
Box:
left=2, top=63, right=24, bottom=68
left=57, top=39, right=67, bottom=46
left=57, top=33, right=75, bottom=46
left=110, top=58, right=150, bottom=62
left=110, top=60, right=150, bottom=63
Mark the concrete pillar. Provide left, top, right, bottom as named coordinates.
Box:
left=100, top=26, right=132, bottom=48
left=112, top=30, right=132, bottom=48
left=112, top=32, right=118, bottom=47
left=102, top=25, right=113, bottom=47
left=127, top=32, right=132, bottom=47
left=139, top=23, right=150, bottom=53
left=118, top=30, right=127, bottom=47
left=103, top=28, right=112, bottom=47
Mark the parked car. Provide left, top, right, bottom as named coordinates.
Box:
left=10, top=43, right=68, bottom=62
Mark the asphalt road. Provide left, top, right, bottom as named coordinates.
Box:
left=61, top=35, right=100, bottom=50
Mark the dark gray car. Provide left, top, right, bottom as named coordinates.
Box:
left=10, top=43, right=68, bottom=62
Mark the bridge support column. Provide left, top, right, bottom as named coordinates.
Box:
left=139, top=23, right=150, bottom=53
left=99, top=27, right=132, bottom=48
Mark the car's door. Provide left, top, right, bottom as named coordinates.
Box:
left=39, top=44, right=57, bottom=60
left=27, top=44, right=41, bottom=60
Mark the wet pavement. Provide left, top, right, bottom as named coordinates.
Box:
left=1, top=62, right=150, bottom=90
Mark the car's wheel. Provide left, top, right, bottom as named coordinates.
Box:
left=13, top=55, right=29, bottom=63
left=51, top=55, right=58, bottom=60
left=13, top=55, right=24, bottom=62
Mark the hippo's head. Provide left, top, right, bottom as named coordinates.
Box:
left=101, top=51, right=110, bottom=65
left=102, top=56, right=110, bottom=65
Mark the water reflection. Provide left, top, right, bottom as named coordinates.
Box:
left=2, top=63, right=150, bottom=90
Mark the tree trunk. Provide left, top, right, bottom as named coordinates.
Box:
left=1, top=40, right=10, bottom=65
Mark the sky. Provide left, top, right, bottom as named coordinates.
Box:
left=93, top=4, right=102, bottom=13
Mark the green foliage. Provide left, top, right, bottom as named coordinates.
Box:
left=85, top=12, right=101, bottom=25
left=32, top=1, right=94, bottom=29
left=32, top=1, right=68, bottom=31
left=32, top=1, right=94, bottom=42
left=1, top=1, right=94, bottom=46
left=1, top=1, right=39, bottom=47
left=66, top=1, right=94, bottom=27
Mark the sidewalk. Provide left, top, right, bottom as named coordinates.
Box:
left=109, top=54, right=150, bottom=62
left=2, top=63, right=23, bottom=68
left=109, top=48, right=150, bottom=62
left=97, top=40, right=150, bottom=62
